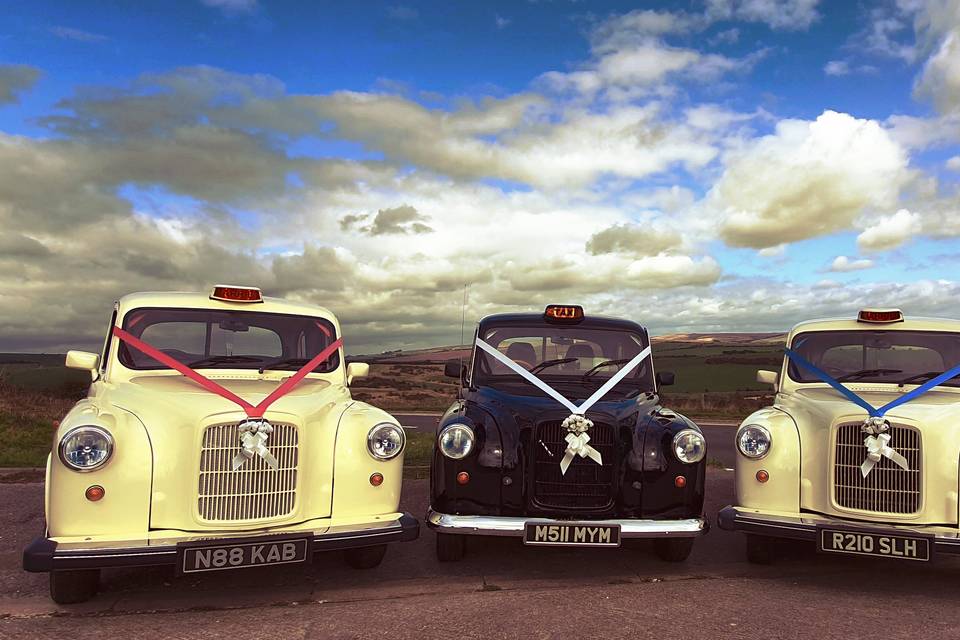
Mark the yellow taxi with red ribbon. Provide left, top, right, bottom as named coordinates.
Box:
left=23, top=286, right=418, bottom=604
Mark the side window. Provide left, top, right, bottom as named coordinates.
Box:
left=100, top=307, right=118, bottom=373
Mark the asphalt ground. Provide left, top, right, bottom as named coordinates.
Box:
left=3, top=467, right=959, bottom=639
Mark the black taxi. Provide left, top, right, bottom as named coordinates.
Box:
left=426, top=305, right=709, bottom=561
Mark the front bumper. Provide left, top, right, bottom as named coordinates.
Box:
left=718, top=506, right=960, bottom=555
left=426, top=508, right=708, bottom=538
left=24, top=513, right=419, bottom=573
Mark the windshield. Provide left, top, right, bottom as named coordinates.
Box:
left=117, top=307, right=339, bottom=372
left=473, top=323, right=654, bottom=397
left=788, top=330, right=960, bottom=387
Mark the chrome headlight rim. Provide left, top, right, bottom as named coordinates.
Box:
left=736, top=423, right=772, bottom=460
left=437, top=423, right=475, bottom=460
left=672, top=428, right=706, bottom=464
left=366, top=422, right=405, bottom=461
left=58, top=425, right=114, bottom=472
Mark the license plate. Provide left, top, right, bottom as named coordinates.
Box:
left=817, top=527, right=931, bottom=562
left=178, top=536, right=310, bottom=574
left=523, top=523, right=621, bottom=547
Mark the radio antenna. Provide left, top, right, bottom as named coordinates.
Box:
left=458, top=284, right=468, bottom=378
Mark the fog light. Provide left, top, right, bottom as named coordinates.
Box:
left=456, top=471, right=470, bottom=485
left=756, top=470, right=769, bottom=483
left=369, top=472, right=384, bottom=486
left=674, top=475, right=686, bottom=488
left=85, top=485, right=105, bottom=502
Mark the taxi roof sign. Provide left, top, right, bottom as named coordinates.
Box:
left=544, top=305, right=584, bottom=323
left=857, top=308, right=903, bottom=324
left=210, top=285, right=263, bottom=303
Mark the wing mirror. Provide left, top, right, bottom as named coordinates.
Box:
left=757, top=369, right=779, bottom=386
left=656, top=371, right=675, bottom=387
left=346, top=362, right=369, bottom=385
left=66, top=350, right=100, bottom=381
left=444, top=359, right=465, bottom=380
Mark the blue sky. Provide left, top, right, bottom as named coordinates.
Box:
left=1, top=0, right=959, bottom=352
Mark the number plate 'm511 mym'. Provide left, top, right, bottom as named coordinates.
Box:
left=523, top=523, right=621, bottom=547
left=178, top=536, right=310, bottom=574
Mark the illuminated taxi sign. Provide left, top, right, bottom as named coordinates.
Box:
left=544, top=305, right=584, bottom=323
left=857, top=308, right=904, bottom=324
left=210, top=285, right=263, bottom=303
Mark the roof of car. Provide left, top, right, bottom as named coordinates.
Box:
left=789, top=315, right=960, bottom=336
left=115, top=291, right=338, bottom=322
left=478, top=312, right=647, bottom=335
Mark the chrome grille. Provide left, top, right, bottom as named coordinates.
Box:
left=834, top=422, right=921, bottom=515
left=198, top=422, right=299, bottom=522
left=533, top=420, right=616, bottom=510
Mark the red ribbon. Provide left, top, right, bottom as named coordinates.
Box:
left=112, top=326, right=343, bottom=418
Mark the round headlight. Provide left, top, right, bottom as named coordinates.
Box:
left=672, top=429, right=706, bottom=464
left=438, top=424, right=475, bottom=459
left=59, top=426, right=113, bottom=472
left=367, top=423, right=405, bottom=460
left=737, top=424, right=772, bottom=459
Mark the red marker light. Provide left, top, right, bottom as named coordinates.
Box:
left=544, top=305, right=584, bottom=323
left=85, top=485, right=105, bottom=502
left=210, top=285, right=263, bottom=303
left=857, top=309, right=903, bottom=324
left=674, top=475, right=686, bottom=488
left=756, top=470, right=769, bottom=483
left=456, top=471, right=470, bottom=485
left=369, top=472, right=384, bottom=487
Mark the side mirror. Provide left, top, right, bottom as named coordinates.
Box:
left=656, top=371, right=675, bottom=387
left=757, top=369, right=779, bottom=386
left=66, top=350, right=100, bottom=371
left=346, top=362, right=369, bottom=385
left=444, top=359, right=465, bottom=380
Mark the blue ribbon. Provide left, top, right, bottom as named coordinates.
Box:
left=785, top=347, right=960, bottom=417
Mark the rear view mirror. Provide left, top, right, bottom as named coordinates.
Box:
left=66, top=350, right=100, bottom=371
left=444, top=359, right=465, bottom=380
left=346, top=362, right=369, bottom=385
left=656, top=371, right=675, bottom=387
left=757, top=370, right=779, bottom=386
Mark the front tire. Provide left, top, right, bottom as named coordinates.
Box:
left=653, top=537, right=694, bottom=562
left=49, top=569, right=99, bottom=604
left=436, top=532, right=467, bottom=562
left=344, top=544, right=387, bottom=569
left=746, top=534, right=775, bottom=564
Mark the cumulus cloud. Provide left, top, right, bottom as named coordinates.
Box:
left=829, top=256, right=875, bottom=272
left=200, top=0, right=257, bottom=14
left=913, top=0, right=960, bottom=114
left=586, top=224, right=683, bottom=257
left=704, top=0, right=821, bottom=30
left=857, top=208, right=922, bottom=251
left=947, top=155, right=960, bottom=171
left=713, top=111, right=909, bottom=248
left=0, top=64, right=41, bottom=105
left=339, top=205, right=434, bottom=235
left=50, top=26, right=108, bottom=42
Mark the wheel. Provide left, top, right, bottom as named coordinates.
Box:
left=746, top=534, right=775, bottom=564
left=344, top=544, right=388, bottom=569
left=49, top=569, right=99, bottom=604
left=436, top=532, right=467, bottom=562
left=653, top=537, right=694, bottom=562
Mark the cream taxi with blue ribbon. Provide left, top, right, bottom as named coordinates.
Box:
left=23, top=286, right=418, bottom=604
left=719, top=309, right=960, bottom=564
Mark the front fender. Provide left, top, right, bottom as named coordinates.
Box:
left=735, top=407, right=801, bottom=513
left=638, top=410, right=706, bottom=518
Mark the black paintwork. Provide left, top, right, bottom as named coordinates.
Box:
left=430, top=313, right=707, bottom=520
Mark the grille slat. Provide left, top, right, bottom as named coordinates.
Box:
left=833, top=422, right=921, bottom=515
left=533, top=420, right=616, bottom=510
left=198, top=422, right=299, bottom=522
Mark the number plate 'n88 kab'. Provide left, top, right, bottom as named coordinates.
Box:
left=178, top=536, right=310, bottom=574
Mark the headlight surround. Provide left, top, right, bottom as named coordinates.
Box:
left=438, top=423, right=475, bottom=459
left=736, top=424, right=772, bottom=459
left=367, top=423, right=405, bottom=460
left=672, top=429, right=706, bottom=464
left=58, top=426, right=113, bottom=472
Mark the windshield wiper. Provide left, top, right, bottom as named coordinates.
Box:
left=258, top=357, right=311, bottom=374
left=187, top=355, right=263, bottom=368
left=837, top=368, right=902, bottom=382
left=897, top=370, right=960, bottom=387
left=581, top=358, right=632, bottom=379
left=528, top=358, right=576, bottom=375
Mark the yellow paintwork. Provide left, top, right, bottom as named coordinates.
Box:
left=735, top=314, right=960, bottom=528
left=46, top=290, right=403, bottom=544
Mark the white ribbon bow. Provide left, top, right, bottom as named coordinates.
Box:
left=231, top=418, right=279, bottom=470
left=860, top=418, right=909, bottom=478
left=560, top=432, right=603, bottom=475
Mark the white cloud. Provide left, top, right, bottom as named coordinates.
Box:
left=495, top=14, right=511, bottom=29
left=824, top=60, right=850, bottom=76
left=947, top=155, right=960, bottom=171
left=829, top=255, right=875, bottom=272
left=705, top=0, right=821, bottom=30
left=713, top=111, right=910, bottom=248
left=857, top=208, right=922, bottom=251
left=0, top=64, right=41, bottom=105
left=200, top=0, right=257, bottom=14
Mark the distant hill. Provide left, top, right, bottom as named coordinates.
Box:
left=653, top=332, right=785, bottom=345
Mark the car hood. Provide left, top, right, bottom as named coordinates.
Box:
left=783, top=386, right=960, bottom=426
left=469, top=384, right=653, bottom=429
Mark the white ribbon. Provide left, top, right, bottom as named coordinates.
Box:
left=231, top=418, right=279, bottom=470
left=860, top=418, right=909, bottom=478
left=560, top=432, right=603, bottom=475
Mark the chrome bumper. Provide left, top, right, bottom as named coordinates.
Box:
left=426, top=508, right=708, bottom=538
left=24, top=513, right=419, bottom=573
left=718, top=506, right=960, bottom=555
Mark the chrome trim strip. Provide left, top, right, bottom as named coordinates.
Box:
left=425, top=508, right=707, bottom=538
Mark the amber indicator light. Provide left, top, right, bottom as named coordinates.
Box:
left=544, top=305, right=584, bottom=323
left=369, top=472, right=384, bottom=487
left=85, top=485, right=105, bottom=502
left=210, top=285, right=263, bottom=303
left=857, top=309, right=903, bottom=324
left=756, top=470, right=769, bottom=483
left=674, top=475, right=686, bottom=488
left=456, top=471, right=470, bottom=485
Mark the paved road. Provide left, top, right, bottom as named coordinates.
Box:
left=3, top=471, right=958, bottom=639
left=397, top=414, right=738, bottom=468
